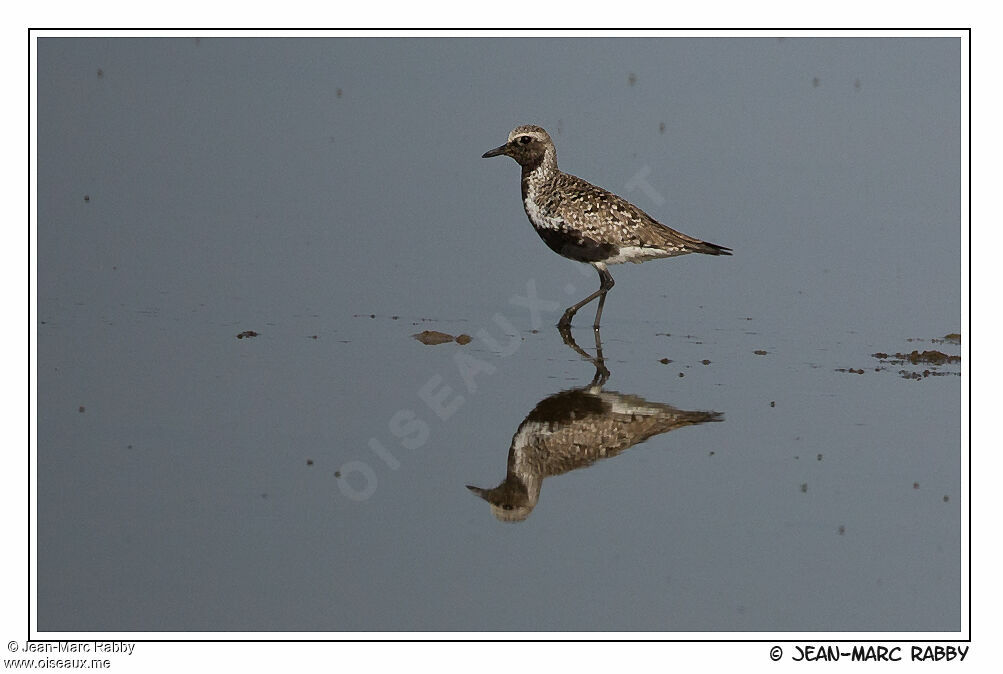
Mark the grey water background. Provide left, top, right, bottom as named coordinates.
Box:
left=36, top=37, right=962, bottom=632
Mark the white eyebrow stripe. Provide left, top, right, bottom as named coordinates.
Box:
left=509, top=132, right=545, bottom=142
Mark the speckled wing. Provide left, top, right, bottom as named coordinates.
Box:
left=551, top=172, right=731, bottom=257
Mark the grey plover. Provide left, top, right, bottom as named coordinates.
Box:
left=467, top=329, right=722, bottom=522
left=482, top=124, right=732, bottom=329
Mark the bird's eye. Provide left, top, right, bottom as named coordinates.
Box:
left=519, top=135, right=531, bottom=145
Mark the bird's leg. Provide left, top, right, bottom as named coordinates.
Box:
left=557, top=289, right=601, bottom=329
left=558, top=266, right=615, bottom=329
left=591, top=267, right=615, bottom=330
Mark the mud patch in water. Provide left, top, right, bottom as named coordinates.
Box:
left=873, top=347, right=961, bottom=380
left=413, top=330, right=473, bottom=346
left=875, top=350, right=961, bottom=366
left=839, top=334, right=962, bottom=379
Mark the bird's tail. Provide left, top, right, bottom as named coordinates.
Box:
left=692, top=240, right=733, bottom=256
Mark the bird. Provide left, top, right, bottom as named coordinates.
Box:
left=482, top=124, right=732, bottom=329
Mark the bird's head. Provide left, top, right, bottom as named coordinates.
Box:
left=481, top=124, right=555, bottom=168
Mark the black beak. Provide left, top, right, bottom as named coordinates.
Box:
left=481, top=143, right=509, bottom=158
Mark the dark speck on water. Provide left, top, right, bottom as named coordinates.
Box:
left=236, top=330, right=259, bottom=339
left=78, top=406, right=85, bottom=413
left=754, top=349, right=768, bottom=355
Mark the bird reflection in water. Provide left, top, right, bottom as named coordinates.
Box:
left=467, top=327, right=723, bottom=522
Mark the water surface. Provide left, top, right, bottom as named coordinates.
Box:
left=36, top=36, right=961, bottom=632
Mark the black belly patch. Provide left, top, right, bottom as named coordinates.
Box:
left=535, top=228, right=618, bottom=263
